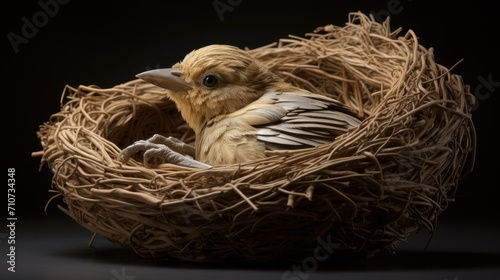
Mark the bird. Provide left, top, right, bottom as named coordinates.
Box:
left=120, top=44, right=362, bottom=168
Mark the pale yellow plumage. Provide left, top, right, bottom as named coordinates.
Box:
left=122, top=44, right=362, bottom=167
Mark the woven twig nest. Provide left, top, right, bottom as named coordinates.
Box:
left=36, top=13, right=476, bottom=262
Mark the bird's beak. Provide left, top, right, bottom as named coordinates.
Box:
left=136, top=68, right=192, bottom=91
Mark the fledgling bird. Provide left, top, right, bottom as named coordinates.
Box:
left=120, top=45, right=362, bottom=168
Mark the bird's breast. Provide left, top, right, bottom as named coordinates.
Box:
left=196, top=117, right=266, bottom=165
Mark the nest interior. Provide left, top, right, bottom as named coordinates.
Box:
left=36, top=12, right=476, bottom=262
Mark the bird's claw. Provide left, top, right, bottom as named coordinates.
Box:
left=119, top=134, right=210, bottom=169
left=119, top=140, right=174, bottom=167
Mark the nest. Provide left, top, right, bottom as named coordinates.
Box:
left=35, top=13, right=476, bottom=262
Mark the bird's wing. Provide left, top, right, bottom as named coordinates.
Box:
left=230, top=91, right=362, bottom=150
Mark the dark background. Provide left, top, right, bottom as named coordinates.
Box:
left=1, top=1, right=499, bottom=279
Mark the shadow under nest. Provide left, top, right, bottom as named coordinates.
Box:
left=35, top=12, right=476, bottom=262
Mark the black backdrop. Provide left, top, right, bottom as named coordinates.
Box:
left=2, top=0, right=498, bottom=222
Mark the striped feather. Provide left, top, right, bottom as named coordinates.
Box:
left=235, top=91, right=362, bottom=150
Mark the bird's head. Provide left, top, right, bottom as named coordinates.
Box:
left=136, top=44, right=282, bottom=133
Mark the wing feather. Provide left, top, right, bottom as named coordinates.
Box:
left=234, top=91, right=362, bottom=150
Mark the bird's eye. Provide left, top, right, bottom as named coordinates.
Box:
left=202, top=74, right=218, bottom=88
